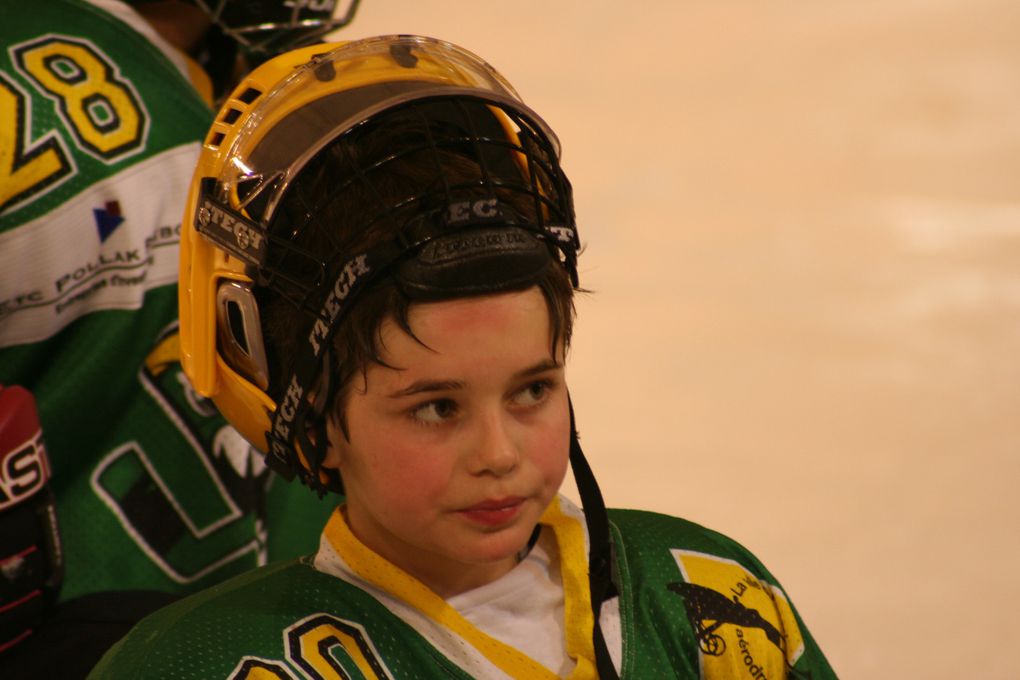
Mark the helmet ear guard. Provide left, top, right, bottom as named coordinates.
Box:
left=214, top=280, right=269, bottom=391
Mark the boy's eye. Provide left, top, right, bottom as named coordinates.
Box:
left=412, top=399, right=457, bottom=424
left=512, top=380, right=551, bottom=408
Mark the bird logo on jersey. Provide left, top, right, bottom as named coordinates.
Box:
left=668, top=549, right=809, bottom=680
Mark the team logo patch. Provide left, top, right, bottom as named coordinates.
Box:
left=93, top=200, right=124, bottom=242
left=668, top=549, right=807, bottom=679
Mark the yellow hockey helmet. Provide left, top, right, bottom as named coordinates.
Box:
left=178, top=35, right=578, bottom=492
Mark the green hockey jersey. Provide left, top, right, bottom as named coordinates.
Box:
left=0, top=0, right=332, bottom=602
left=89, top=496, right=837, bottom=679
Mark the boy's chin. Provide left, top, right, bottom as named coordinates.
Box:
left=462, top=526, right=539, bottom=566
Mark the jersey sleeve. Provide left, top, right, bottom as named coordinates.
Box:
left=607, top=508, right=839, bottom=679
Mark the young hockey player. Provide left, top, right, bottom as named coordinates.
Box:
left=88, top=35, right=838, bottom=679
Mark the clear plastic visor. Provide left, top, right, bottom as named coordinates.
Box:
left=214, top=35, right=561, bottom=223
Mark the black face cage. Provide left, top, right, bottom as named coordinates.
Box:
left=194, top=0, right=362, bottom=58
left=234, top=96, right=579, bottom=494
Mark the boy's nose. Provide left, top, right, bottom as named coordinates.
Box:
left=469, top=412, right=520, bottom=476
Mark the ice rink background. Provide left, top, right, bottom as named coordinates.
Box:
left=337, top=2, right=1020, bottom=677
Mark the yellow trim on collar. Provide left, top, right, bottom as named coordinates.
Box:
left=323, top=497, right=598, bottom=679
left=540, top=497, right=597, bottom=679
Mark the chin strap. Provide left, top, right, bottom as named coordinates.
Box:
left=567, top=396, right=620, bottom=680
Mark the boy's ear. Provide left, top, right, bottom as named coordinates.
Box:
left=320, top=419, right=343, bottom=469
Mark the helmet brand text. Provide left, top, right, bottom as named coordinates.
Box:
left=284, top=0, right=336, bottom=10
left=547, top=225, right=575, bottom=243
left=445, top=197, right=498, bottom=224
left=429, top=231, right=528, bottom=262
left=271, top=375, right=305, bottom=447
left=197, top=199, right=267, bottom=265
left=307, top=254, right=371, bottom=354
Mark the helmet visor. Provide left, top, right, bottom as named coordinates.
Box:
left=210, top=35, right=561, bottom=226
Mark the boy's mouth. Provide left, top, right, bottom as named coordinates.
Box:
left=458, top=497, right=525, bottom=526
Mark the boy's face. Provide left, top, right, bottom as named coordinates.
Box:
left=324, top=286, right=570, bottom=597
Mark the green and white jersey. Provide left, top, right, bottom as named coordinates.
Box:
left=0, top=0, right=332, bottom=601
left=89, top=496, right=837, bottom=679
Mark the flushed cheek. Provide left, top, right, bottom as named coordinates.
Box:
left=538, top=456, right=569, bottom=499
left=529, top=421, right=571, bottom=487
left=366, top=452, right=452, bottom=511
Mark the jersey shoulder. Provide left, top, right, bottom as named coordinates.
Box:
left=88, top=558, right=317, bottom=678
left=608, top=507, right=767, bottom=568
left=88, top=556, right=471, bottom=680
left=606, top=508, right=838, bottom=679
left=0, top=0, right=210, bottom=227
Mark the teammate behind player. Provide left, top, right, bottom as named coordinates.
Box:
left=0, top=1, right=358, bottom=675
left=89, top=35, right=837, bottom=679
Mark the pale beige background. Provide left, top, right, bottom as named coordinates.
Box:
left=338, top=2, right=1020, bottom=677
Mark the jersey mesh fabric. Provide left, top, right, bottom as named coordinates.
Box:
left=89, top=506, right=838, bottom=679
left=91, top=557, right=481, bottom=680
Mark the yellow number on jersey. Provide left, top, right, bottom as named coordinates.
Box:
left=0, top=72, right=73, bottom=212
left=12, top=36, right=146, bottom=161
left=286, top=614, right=394, bottom=680
left=229, top=658, right=296, bottom=680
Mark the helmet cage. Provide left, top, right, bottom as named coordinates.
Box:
left=193, top=0, right=361, bottom=57
left=197, top=93, right=578, bottom=492
left=182, top=36, right=579, bottom=493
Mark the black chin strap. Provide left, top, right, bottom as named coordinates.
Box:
left=567, top=396, right=620, bottom=679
